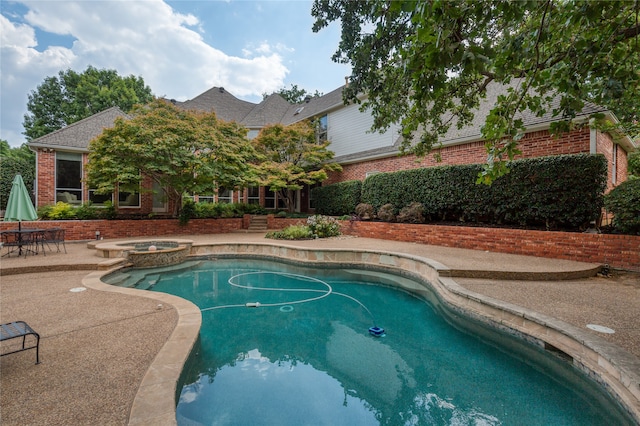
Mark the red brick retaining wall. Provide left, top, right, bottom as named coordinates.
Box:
left=0, top=218, right=244, bottom=242
left=342, top=221, right=640, bottom=272
left=2, top=218, right=637, bottom=271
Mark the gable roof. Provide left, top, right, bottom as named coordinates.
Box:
left=241, top=93, right=292, bottom=128
left=28, top=107, right=128, bottom=151
left=179, top=87, right=256, bottom=123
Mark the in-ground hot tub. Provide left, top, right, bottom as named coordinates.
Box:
left=86, top=239, right=192, bottom=268
left=124, top=240, right=190, bottom=268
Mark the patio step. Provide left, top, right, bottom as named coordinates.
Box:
left=247, top=215, right=268, bottom=232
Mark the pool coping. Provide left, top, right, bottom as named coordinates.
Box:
left=84, top=240, right=640, bottom=425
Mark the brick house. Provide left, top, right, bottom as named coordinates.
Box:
left=27, top=82, right=637, bottom=214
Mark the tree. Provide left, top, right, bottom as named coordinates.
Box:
left=0, top=140, right=35, bottom=163
left=23, top=66, right=154, bottom=140
left=0, top=140, right=36, bottom=210
left=263, top=84, right=323, bottom=103
left=252, top=120, right=342, bottom=212
left=86, top=99, right=259, bottom=216
left=312, top=0, right=640, bottom=182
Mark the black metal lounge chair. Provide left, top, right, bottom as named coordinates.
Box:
left=0, top=321, right=40, bottom=364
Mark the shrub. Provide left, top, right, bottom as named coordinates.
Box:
left=179, top=198, right=197, bottom=225
left=355, top=203, right=375, bottom=220
left=48, top=202, right=76, bottom=220
left=266, top=225, right=314, bottom=240
left=307, top=214, right=341, bottom=238
left=217, top=203, right=238, bottom=218
left=1, top=157, right=35, bottom=211
left=377, top=203, right=396, bottom=222
left=605, top=179, right=640, bottom=235
left=101, top=201, right=117, bottom=220
left=37, top=204, right=54, bottom=220
left=75, top=202, right=100, bottom=220
left=397, top=202, right=425, bottom=223
left=361, top=154, right=607, bottom=230
left=312, top=180, right=362, bottom=216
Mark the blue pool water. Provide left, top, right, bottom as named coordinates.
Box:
left=105, top=258, right=631, bottom=425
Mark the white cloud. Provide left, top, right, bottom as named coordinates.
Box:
left=1, top=0, right=291, bottom=146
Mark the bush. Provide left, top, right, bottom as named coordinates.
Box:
left=266, top=225, right=314, bottom=240
left=312, top=180, right=362, bottom=216
left=307, top=215, right=341, bottom=238
left=397, top=202, right=425, bottom=223
left=101, top=201, right=117, bottom=219
left=1, top=157, right=35, bottom=211
left=75, top=202, right=100, bottom=220
left=37, top=204, right=54, bottom=220
left=377, top=203, right=396, bottom=222
left=361, top=154, right=607, bottom=230
left=48, top=202, right=76, bottom=220
left=605, top=179, right=640, bottom=235
left=355, top=203, right=375, bottom=220
left=179, top=199, right=197, bottom=225
left=628, top=150, right=640, bottom=178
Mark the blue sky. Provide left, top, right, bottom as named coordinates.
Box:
left=0, top=0, right=351, bottom=147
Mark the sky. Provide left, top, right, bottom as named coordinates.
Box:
left=0, top=0, right=351, bottom=147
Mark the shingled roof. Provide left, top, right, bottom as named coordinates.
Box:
left=179, top=87, right=256, bottom=123
left=241, top=93, right=292, bottom=128
left=28, top=107, right=128, bottom=151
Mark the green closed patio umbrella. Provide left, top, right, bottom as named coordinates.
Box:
left=4, top=174, right=38, bottom=231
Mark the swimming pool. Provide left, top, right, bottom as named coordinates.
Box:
left=105, top=257, right=632, bottom=425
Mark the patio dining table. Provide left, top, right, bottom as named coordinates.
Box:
left=0, top=228, right=46, bottom=257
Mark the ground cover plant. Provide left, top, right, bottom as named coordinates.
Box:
left=266, top=215, right=341, bottom=240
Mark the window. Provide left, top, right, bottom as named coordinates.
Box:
left=56, top=152, right=82, bottom=204
left=118, top=190, right=140, bottom=208
left=317, top=114, right=328, bottom=142
left=88, top=190, right=112, bottom=206
left=217, top=187, right=233, bottom=203
left=308, top=183, right=320, bottom=210
left=197, top=194, right=214, bottom=203
left=264, top=188, right=276, bottom=209
left=247, top=130, right=259, bottom=140
left=247, top=186, right=260, bottom=205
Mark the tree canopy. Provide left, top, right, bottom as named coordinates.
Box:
left=312, top=0, right=640, bottom=182
left=86, top=99, right=258, bottom=216
left=23, top=65, right=154, bottom=141
left=252, top=120, right=342, bottom=211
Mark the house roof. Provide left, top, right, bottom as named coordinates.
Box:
left=241, top=93, right=292, bottom=128
left=179, top=86, right=256, bottom=123
left=436, top=80, right=610, bottom=145
left=28, top=107, right=128, bottom=151
left=28, top=82, right=634, bottom=154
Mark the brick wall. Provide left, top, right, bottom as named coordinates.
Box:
left=326, top=127, right=601, bottom=184
left=36, top=149, right=56, bottom=206
left=2, top=218, right=638, bottom=271
left=0, top=218, right=243, bottom=241
left=342, top=221, right=640, bottom=272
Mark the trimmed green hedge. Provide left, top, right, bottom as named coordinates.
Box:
left=312, top=180, right=362, bottom=216
left=1, top=157, right=35, bottom=211
left=605, top=178, right=640, bottom=235
left=361, top=154, right=607, bottom=229
left=314, top=154, right=605, bottom=230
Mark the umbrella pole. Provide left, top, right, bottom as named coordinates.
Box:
left=18, top=221, right=22, bottom=255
